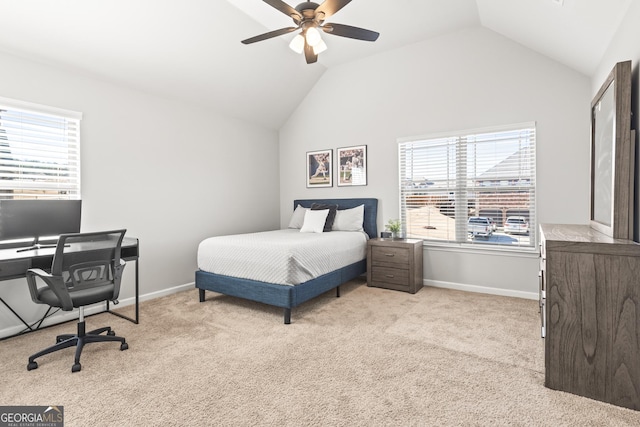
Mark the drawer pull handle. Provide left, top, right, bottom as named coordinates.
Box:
left=385, top=274, right=395, bottom=278
left=385, top=253, right=395, bottom=257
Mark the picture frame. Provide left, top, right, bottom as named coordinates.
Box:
left=306, top=149, right=333, bottom=188
left=590, top=60, right=633, bottom=240
left=337, top=145, right=367, bottom=186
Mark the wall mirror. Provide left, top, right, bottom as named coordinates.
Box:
left=590, top=60, right=633, bottom=239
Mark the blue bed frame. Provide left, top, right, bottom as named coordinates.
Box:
left=196, top=198, right=378, bottom=324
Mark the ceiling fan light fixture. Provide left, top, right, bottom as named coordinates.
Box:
left=289, top=34, right=305, bottom=54
left=305, top=26, right=322, bottom=47
left=312, top=39, right=327, bottom=55
left=241, top=0, right=379, bottom=65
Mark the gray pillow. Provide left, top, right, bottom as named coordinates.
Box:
left=288, top=204, right=309, bottom=229
left=332, top=204, right=364, bottom=231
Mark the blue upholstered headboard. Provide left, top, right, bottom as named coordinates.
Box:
left=293, top=198, right=378, bottom=239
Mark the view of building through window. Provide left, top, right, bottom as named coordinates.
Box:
left=0, top=98, right=81, bottom=200
left=398, top=124, right=536, bottom=249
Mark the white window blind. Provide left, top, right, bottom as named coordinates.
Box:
left=0, top=97, right=81, bottom=199
left=398, top=123, right=536, bottom=249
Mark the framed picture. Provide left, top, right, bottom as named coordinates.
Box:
left=337, top=145, right=367, bottom=186
left=306, top=149, right=333, bottom=188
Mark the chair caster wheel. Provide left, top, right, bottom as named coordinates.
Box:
left=72, top=363, right=81, bottom=373
left=120, top=342, right=129, bottom=351
left=107, top=330, right=115, bottom=336
left=27, top=361, right=38, bottom=371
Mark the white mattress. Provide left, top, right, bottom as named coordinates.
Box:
left=197, top=229, right=368, bottom=286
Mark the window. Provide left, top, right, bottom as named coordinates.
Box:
left=0, top=97, right=81, bottom=200
left=398, top=123, right=536, bottom=250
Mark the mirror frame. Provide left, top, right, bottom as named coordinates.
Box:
left=590, top=60, right=633, bottom=239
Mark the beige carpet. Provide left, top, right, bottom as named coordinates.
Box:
left=2, top=279, right=640, bottom=426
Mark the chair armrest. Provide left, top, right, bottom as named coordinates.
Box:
left=25, top=268, right=51, bottom=303
left=26, top=268, right=74, bottom=311
left=26, top=268, right=51, bottom=278
left=111, top=259, right=127, bottom=301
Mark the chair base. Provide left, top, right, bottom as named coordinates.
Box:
left=27, top=320, right=128, bottom=373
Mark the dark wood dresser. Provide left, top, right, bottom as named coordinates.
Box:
left=367, top=238, right=423, bottom=293
left=540, top=223, right=640, bottom=410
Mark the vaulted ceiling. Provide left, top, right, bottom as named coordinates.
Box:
left=0, top=0, right=632, bottom=130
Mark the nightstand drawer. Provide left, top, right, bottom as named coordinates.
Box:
left=371, top=246, right=409, bottom=265
left=372, top=266, right=409, bottom=286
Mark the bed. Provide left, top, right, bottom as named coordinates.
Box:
left=195, top=198, right=378, bottom=323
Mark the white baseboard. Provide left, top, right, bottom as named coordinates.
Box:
left=0, top=282, right=195, bottom=340
left=132, top=282, right=194, bottom=304
left=424, top=279, right=538, bottom=300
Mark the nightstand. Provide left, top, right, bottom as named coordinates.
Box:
left=367, top=238, right=423, bottom=293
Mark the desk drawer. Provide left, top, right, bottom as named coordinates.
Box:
left=0, top=259, right=32, bottom=279
left=371, top=246, right=410, bottom=266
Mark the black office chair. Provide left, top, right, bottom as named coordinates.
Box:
left=26, top=229, right=129, bottom=373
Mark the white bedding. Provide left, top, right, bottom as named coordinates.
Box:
left=197, top=229, right=368, bottom=286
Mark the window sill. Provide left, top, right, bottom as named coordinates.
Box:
left=420, top=240, right=539, bottom=258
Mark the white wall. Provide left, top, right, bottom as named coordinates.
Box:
left=0, top=51, right=280, bottom=336
left=592, top=0, right=640, bottom=242
left=279, top=26, right=591, bottom=297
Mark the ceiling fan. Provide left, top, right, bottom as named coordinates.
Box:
left=241, top=0, right=379, bottom=64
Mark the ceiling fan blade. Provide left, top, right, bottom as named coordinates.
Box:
left=322, top=23, right=379, bottom=41
left=241, top=27, right=298, bottom=44
left=304, top=42, right=318, bottom=64
left=263, top=0, right=302, bottom=22
left=315, top=0, right=352, bottom=20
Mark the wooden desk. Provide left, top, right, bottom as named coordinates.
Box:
left=0, top=237, right=139, bottom=339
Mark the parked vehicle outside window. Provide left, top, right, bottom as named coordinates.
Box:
left=468, top=217, right=494, bottom=238
left=504, top=216, right=529, bottom=235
